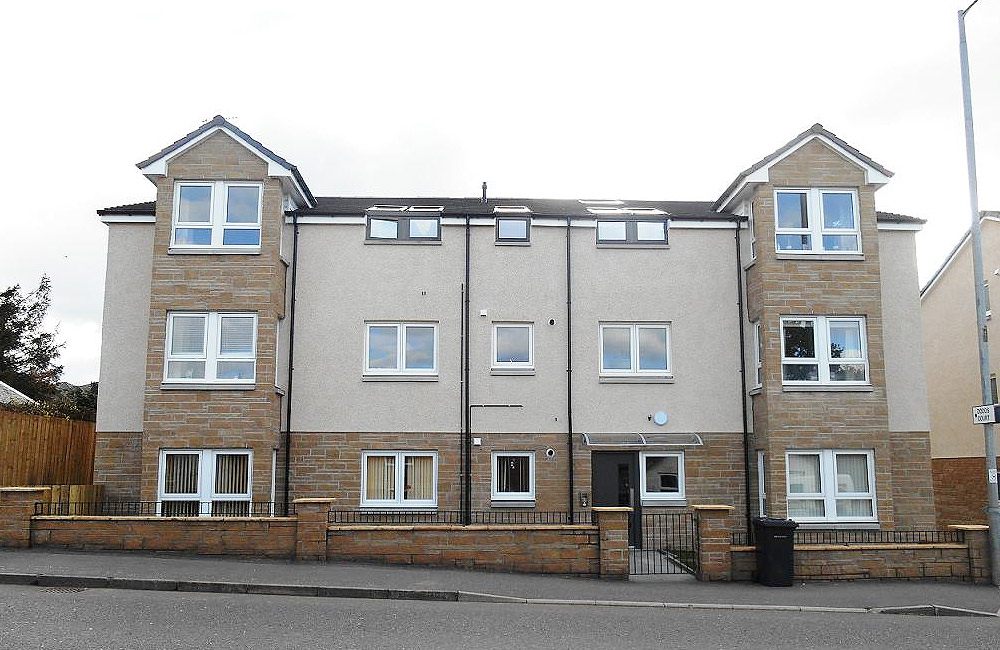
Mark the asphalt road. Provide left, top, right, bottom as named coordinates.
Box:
left=1, top=585, right=998, bottom=650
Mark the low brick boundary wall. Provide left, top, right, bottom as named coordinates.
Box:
left=30, top=516, right=298, bottom=558
left=327, top=524, right=601, bottom=574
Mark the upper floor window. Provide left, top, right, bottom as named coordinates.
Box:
left=780, top=316, right=868, bottom=385
left=172, top=181, right=262, bottom=250
left=365, top=322, right=437, bottom=376
left=496, top=217, right=531, bottom=243
left=600, top=323, right=670, bottom=377
left=596, top=218, right=668, bottom=246
left=366, top=207, right=442, bottom=243
left=774, top=189, right=859, bottom=254
left=165, top=312, right=256, bottom=384
left=492, top=323, right=533, bottom=370
left=786, top=450, right=876, bottom=523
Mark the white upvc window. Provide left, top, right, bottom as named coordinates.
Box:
left=364, top=322, right=438, bottom=376
left=491, top=451, right=535, bottom=502
left=361, top=451, right=437, bottom=508
left=599, top=323, right=671, bottom=376
left=164, top=312, right=257, bottom=384
left=774, top=188, right=860, bottom=254
left=492, top=323, right=533, bottom=369
left=780, top=316, right=868, bottom=385
left=639, top=452, right=685, bottom=502
left=157, top=449, right=253, bottom=517
left=748, top=200, right=757, bottom=260
left=171, top=181, right=262, bottom=249
left=752, top=321, right=763, bottom=389
left=786, top=450, right=877, bottom=523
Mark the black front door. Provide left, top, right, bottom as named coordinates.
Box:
left=591, top=452, right=641, bottom=546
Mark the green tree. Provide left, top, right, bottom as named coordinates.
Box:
left=0, top=276, right=64, bottom=400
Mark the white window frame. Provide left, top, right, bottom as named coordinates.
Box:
left=360, top=451, right=438, bottom=508
left=639, top=451, right=685, bottom=502
left=779, top=316, right=868, bottom=385
left=164, top=312, right=257, bottom=384
left=773, top=188, right=861, bottom=255
left=491, top=323, right=534, bottom=370
left=752, top=321, right=763, bottom=389
left=490, top=451, right=535, bottom=502
left=157, top=448, right=253, bottom=517
left=171, top=181, right=263, bottom=250
left=757, top=451, right=767, bottom=517
left=599, top=323, right=671, bottom=377
left=363, top=322, right=438, bottom=376
left=785, top=450, right=877, bottom=524
left=748, top=200, right=757, bottom=260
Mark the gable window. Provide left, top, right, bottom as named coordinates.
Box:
left=780, top=316, right=867, bottom=385
left=158, top=449, right=252, bottom=517
left=164, top=312, right=256, bottom=384
left=172, top=181, right=262, bottom=250
left=596, top=219, right=668, bottom=246
left=361, top=451, right=437, bottom=508
left=496, top=217, right=531, bottom=243
left=492, top=323, right=533, bottom=370
left=774, top=189, right=860, bottom=254
left=365, top=208, right=441, bottom=243
left=491, top=452, right=535, bottom=503
left=365, top=322, right=437, bottom=376
left=640, top=452, right=685, bottom=503
left=786, top=450, right=876, bottom=523
left=600, top=323, right=670, bottom=377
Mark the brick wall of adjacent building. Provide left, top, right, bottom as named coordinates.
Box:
left=933, top=457, right=998, bottom=526
left=326, top=524, right=600, bottom=574
left=135, top=131, right=286, bottom=502
left=745, top=138, right=935, bottom=528
left=93, top=431, right=142, bottom=501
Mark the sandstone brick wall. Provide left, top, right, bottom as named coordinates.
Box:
left=93, top=431, right=141, bottom=500
left=30, top=516, right=297, bottom=558
left=933, top=457, right=997, bottom=526
left=889, top=431, right=937, bottom=528
left=327, top=524, right=600, bottom=574
left=731, top=544, right=972, bottom=581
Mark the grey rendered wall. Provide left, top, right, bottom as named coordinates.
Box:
left=95, top=223, right=154, bottom=432
left=878, top=229, right=931, bottom=433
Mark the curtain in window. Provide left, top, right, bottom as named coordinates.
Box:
left=171, top=316, right=206, bottom=355
left=828, top=322, right=862, bottom=359
left=366, top=455, right=396, bottom=500
left=835, top=454, right=869, bottom=493
left=404, top=456, right=434, bottom=500
left=214, top=454, right=249, bottom=495
left=787, top=454, right=821, bottom=493
left=164, top=454, right=199, bottom=494
left=496, top=456, right=529, bottom=494
left=835, top=499, right=874, bottom=518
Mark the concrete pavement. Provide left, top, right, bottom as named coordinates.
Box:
left=1, top=548, right=998, bottom=616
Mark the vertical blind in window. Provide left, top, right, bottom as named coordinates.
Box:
left=404, top=456, right=434, bottom=500
left=164, top=454, right=199, bottom=494
left=214, top=453, right=250, bottom=495
left=366, top=455, right=396, bottom=500
left=835, top=453, right=873, bottom=518
left=496, top=455, right=530, bottom=494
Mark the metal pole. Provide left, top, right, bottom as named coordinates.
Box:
left=958, top=4, right=1000, bottom=585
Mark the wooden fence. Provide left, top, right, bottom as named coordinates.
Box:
left=0, top=411, right=96, bottom=486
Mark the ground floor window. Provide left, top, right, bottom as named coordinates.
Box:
left=639, top=452, right=685, bottom=503
left=361, top=451, right=437, bottom=508
left=157, top=449, right=252, bottom=516
left=785, top=449, right=876, bottom=523
left=491, top=452, right=535, bottom=503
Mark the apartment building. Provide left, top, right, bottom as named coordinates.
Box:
left=93, top=117, right=934, bottom=533
left=921, top=213, right=1000, bottom=525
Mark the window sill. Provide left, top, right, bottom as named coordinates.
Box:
left=782, top=384, right=874, bottom=392
left=359, top=506, right=438, bottom=511
left=599, top=375, right=674, bottom=384
left=596, top=243, right=669, bottom=249
left=168, top=247, right=261, bottom=255
left=363, top=239, right=442, bottom=246
left=793, top=522, right=880, bottom=530
left=495, top=240, right=531, bottom=246
left=274, top=385, right=286, bottom=396
left=160, top=382, right=256, bottom=391
left=749, top=386, right=762, bottom=396
left=362, top=374, right=439, bottom=382
left=775, top=253, right=864, bottom=261
left=490, top=500, right=536, bottom=508
left=641, top=499, right=687, bottom=508
left=490, top=367, right=535, bottom=376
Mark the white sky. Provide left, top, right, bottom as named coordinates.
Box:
left=0, top=0, right=997, bottom=384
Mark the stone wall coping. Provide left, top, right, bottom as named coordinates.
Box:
left=590, top=507, right=633, bottom=512
left=1, top=487, right=53, bottom=493
left=731, top=543, right=968, bottom=552
left=691, top=504, right=735, bottom=512
left=328, top=524, right=598, bottom=532
left=292, top=498, right=336, bottom=504
left=949, top=524, right=989, bottom=531
left=32, top=516, right=297, bottom=523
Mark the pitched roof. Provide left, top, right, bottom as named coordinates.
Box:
left=0, top=380, right=36, bottom=404
left=920, top=211, right=1000, bottom=298
left=713, top=123, right=894, bottom=211
left=136, top=115, right=315, bottom=205
left=875, top=211, right=926, bottom=225
left=97, top=201, right=156, bottom=216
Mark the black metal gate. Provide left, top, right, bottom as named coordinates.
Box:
left=629, top=511, right=699, bottom=575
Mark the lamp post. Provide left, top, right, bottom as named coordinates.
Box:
left=957, top=0, right=1000, bottom=585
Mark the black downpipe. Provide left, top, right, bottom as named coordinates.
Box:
left=566, top=216, right=575, bottom=521
left=463, top=214, right=472, bottom=525
left=459, top=283, right=466, bottom=521
left=283, top=212, right=300, bottom=516
left=734, top=217, right=752, bottom=539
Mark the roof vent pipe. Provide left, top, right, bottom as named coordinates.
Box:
left=481, top=182, right=487, bottom=203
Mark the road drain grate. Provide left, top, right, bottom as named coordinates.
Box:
left=41, top=586, right=87, bottom=594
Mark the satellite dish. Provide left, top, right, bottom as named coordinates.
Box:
left=653, top=411, right=668, bottom=426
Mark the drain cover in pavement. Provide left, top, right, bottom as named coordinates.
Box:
left=41, top=587, right=87, bottom=594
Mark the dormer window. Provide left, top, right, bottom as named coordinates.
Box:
left=774, top=189, right=860, bottom=254
left=365, top=210, right=441, bottom=243
left=596, top=219, right=668, bottom=246
left=171, top=181, right=262, bottom=251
